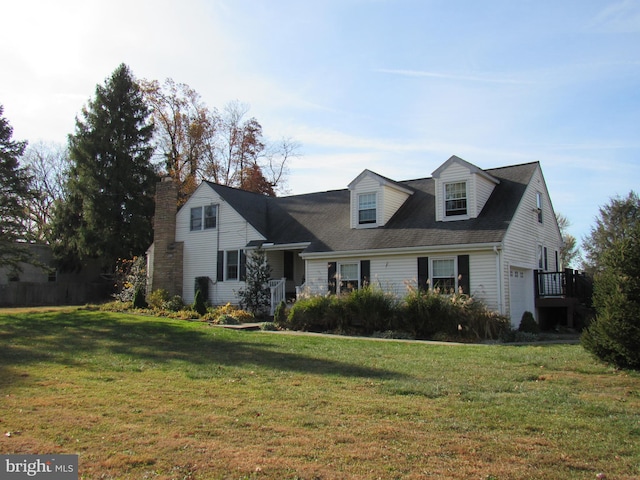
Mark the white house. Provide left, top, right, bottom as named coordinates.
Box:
left=148, top=155, right=572, bottom=328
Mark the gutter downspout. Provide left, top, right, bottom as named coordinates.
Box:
left=494, top=245, right=504, bottom=315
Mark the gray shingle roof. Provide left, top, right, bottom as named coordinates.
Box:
left=205, top=161, right=538, bottom=254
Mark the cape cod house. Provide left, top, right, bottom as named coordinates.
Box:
left=147, top=155, right=575, bottom=328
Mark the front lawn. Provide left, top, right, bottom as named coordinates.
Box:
left=0, top=308, right=638, bottom=479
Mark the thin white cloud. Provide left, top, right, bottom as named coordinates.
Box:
left=588, top=0, right=640, bottom=32
left=374, top=68, right=533, bottom=85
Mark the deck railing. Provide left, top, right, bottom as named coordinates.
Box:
left=534, top=269, right=592, bottom=304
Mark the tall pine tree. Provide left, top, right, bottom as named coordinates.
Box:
left=0, top=105, right=33, bottom=272
left=51, top=64, right=158, bottom=272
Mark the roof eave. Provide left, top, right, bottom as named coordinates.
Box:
left=300, top=242, right=503, bottom=260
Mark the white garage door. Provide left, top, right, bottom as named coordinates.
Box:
left=509, top=267, right=528, bottom=328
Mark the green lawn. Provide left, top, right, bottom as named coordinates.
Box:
left=0, top=308, right=638, bottom=479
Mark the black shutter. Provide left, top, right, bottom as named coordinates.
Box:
left=328, top=262, right=337, bottom=294
left=284, top=251, right=294, bottom=280
left=458, top=255, right=470, bottom=295
left=360, top=260, right=370, bottom=288
left=240, top=250, right=247, bottom=281
left=217, top=251, right=224, bottom=282
left=417, top=257, right=429, bottom=290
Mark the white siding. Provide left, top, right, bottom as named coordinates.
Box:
left=304, top=259, right=331, bottom=295
left=176, top=184, right=264, bottom=304
left=303, top=250, right=499, bottom=309
left=474, top=173, right=497, bottom=216
left=381, top=185, right=410, bottom=224
left=469, top=252, right=500, bottom=311
left=502, top=165, right=563, bottom=321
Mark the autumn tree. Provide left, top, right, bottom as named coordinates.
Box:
left=0, top=105, right=34, bottom=272
left=142, top=79, right=299, bottom=200
left=50, top=64, right=158, bottom=272
left=141, top=78, right=215, bottom=205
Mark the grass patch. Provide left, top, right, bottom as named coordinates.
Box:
left=0, top=308, right=638, bottom=479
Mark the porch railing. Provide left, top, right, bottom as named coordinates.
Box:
left=269, top=277, right=286, bottom=316
left=534, top=268, right=592, bottom=304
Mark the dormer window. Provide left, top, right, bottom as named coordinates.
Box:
left=445, top=182, right=467, bottom=217
left=358, top=193, right=377, bottom=224
left=348, top=170, right=413, bottom=229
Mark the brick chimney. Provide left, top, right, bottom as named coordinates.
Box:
left=149, top=177, right=183, bottom=297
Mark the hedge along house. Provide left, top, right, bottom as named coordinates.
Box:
left=147, top=155, right=572, bottom=328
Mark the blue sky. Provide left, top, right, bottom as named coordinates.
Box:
left=2, top=0, right=639, bottom=254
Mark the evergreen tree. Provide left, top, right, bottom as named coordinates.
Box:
left=51, top=64, right=158, bottom=271
left=237, top=247, right=271, bottom=316
left=0, top=105, right=34, bottom=272
left=581, top=192, right=640, bottom=370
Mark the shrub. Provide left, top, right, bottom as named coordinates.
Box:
left=113, top=256, right=147, bottom=302
left=260, top=321, right=278, bottom=331
left=274, top=300, right=288, bottom=328
left=132, top=287, right=147, bottom=309
left=214, top=314, right=240, bottom=325
left=192, top=289, right=207, bottom=316
left=210, top=303, right=254, bottom=323
left=399, top=287, right=458, bottom=339
left=343, top=285, right=397, bottom=333
left=147, top=289, right=170, bottom=310
left=287, top=295, right=343, bottom=332
left=461, top=299, right=511, bottom=340
left=518, top=311, right=539, bottom=333
left=163, top=295, right=184, bottom=312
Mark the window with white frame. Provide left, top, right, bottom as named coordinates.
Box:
left=191, top=204, right=218, bottom=231
left=190, top=206, right=202, bottom=231
left=536, top=192, right=543, bottom=223
left=226, top=250, right=239, bottom=280
left=339, top=262, right=359, bottom=293
left=358, top=193, right=377, bottom=224
left=204, top=204, right=218, bottom=229
left=537, top=244, right=544, bottom=270
left=445, top=182, right=467, bottom=217
left=431, top=258, right=456, bottom=292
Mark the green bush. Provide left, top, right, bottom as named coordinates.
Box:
left=399, top=287, right=458, bottom=339
left=284, top=286, right=509, bottom=342
left=518, top=311, right=540, bottom=334
left=163, top=295, right=184, bottom=312
left=215, top=314, right=240, bottom=325
left=287, top=295, right=344, bottom=332
left=274, top=300, right=288, bottom=328
left=132, top=287, right=147, bottom=309
left=260, top=321, right=278, bottom=331
left=147, top=289, right=170, bottom=310
left=192, top=289, right=207, bottom=316
left=581, top=266, right=640, bottom=370
left=343, top=285, right=397, bottom=333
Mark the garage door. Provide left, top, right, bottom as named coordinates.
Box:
left=509, top=267, right=528, bottom=328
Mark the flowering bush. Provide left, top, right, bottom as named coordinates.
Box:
left=113, top=256, right=147, bottom=302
